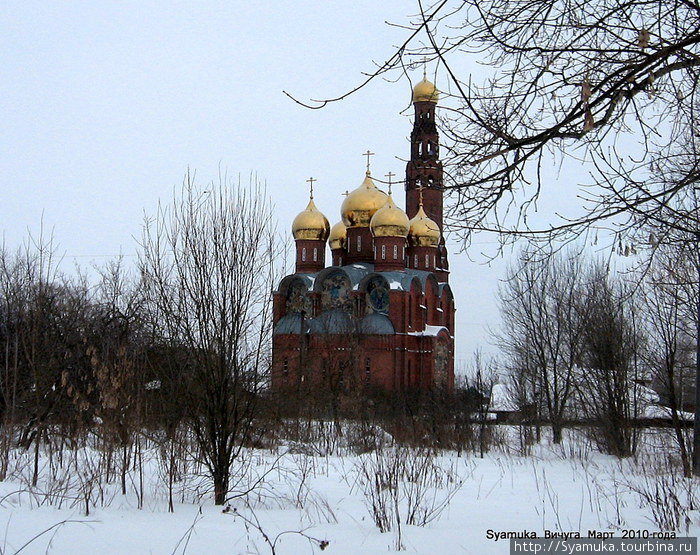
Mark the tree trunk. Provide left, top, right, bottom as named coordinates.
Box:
left=693, top=233, right=700, bottom=476
left=552, top=422, right=563, bottom=444
left=32, top=431, right=40, bottom=487
left=213, top=469, right=229, bottom=506
left=121, top=442, right=128, bottom=495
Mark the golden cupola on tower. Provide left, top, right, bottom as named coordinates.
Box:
left=340, top=172, right=388, bottom=227
left=370, top=195, right=409, bottom=238
left=408, top=205, right=440, bottom=246
left=412, top=76, right=439, bottom=103
left=328, top=220, right=347, bottom=249
left=292, top=198, right=330, bottom=241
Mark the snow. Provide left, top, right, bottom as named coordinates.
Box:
left=641, top=404, right=694, bottom=421
left=0, top=428, right=698, bottom=554
left=490, top=384, right=519, bottom=412
left=408, top=325, right=447, bottom=337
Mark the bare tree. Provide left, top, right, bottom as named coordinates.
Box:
left=88, top=259, right=145, bottom=496
left=139, top=173, right=279, bottom=505
left=577, top=263, right=643, bottom=458
left=497, top=249, right=587, bottom=443
left=642, top=244, right=696, bottom=475
left=289, top=1, right=699, bottom=245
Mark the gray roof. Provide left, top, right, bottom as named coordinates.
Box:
left=308, top=309, right=355, bottom=334
left=360, top=313, right=395, bottom=334
left=273, top=313, right=309, bottom=335
left=278, top=263, right=437, bottom=295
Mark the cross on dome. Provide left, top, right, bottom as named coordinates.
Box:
left=363, top=150, right=375, bottom=175
left=420, top=56, right=430, bottom=78
left=385, top=171, right=395, bottom=195
left=306, top=177, right=316, bottom=199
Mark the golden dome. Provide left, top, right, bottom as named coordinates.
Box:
left=340, top=172, right=389, bottom=227
left=408, top=206, right=440, bottom=246
left=292, top=198, right=330, bottom=241
left=328, top=220, right=347, bottom=250
left=412, top=77, right=439, bottom=103
left=370, top=195, right=409, bottom=237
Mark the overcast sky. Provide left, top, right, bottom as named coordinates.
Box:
left=1, top=1, right=537, bottom=367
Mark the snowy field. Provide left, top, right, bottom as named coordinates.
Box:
left=0, top=425, right=697, bottom=554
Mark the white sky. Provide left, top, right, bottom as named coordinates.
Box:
left=1, top=1, right=532, bottom=367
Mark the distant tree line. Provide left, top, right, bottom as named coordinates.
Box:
left=0, top=175, right=278, bottom=505
left=496, top=242, right=697, bottom=474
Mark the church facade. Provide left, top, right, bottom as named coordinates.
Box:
left=271, top=76, right=454, bottom=393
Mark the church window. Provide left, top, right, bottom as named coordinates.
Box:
left=313, top=248, right=317, bottom=262
left=381, top=245, right=386, bottom=259
left=302, top=248, right=306, bottom=262
left=414, top=255, right=418, bottom=267
left=283, top=358, right=289, bottom=376
left=393, top=245, right=398, bottom=259
left=357, top=235, right=361, bottom=251
left=425, top=254, right=429, bottom=267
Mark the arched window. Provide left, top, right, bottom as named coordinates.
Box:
left=313, top=248, right=318, bottom=262
left=393, top=245, right=398, bottom=259
left=425, top=254, right=429, bottom=267
left=414, top=255, right=418, bottom=267
left=283, top=358, right=289, bottom=376
left=381, top=244, right=386, bottom=259
left=357, top=235, right=361, bottom=251
left=302, top=248, right=306, bottom=261
left=365, top=358, right=371, bottom=384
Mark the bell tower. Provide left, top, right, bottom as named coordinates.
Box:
left=405, top=71, right=449, bottom=282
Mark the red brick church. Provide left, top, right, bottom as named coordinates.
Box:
left=271, top=76, right=455, bottom=393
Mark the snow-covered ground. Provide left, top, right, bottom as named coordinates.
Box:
left=0, top=426, right=697, bottom=554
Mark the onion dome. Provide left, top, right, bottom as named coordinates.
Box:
left=412, top=77, right=439, bottom=103
left=328, top=220, right=347, bottom=250
left=370, top=195, right=409, bottom=238
left=340, top=172, right=389, bottom=227
left=292, top=198, right=330, bottom=241
left=408, top=205, right=440, bottom=246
